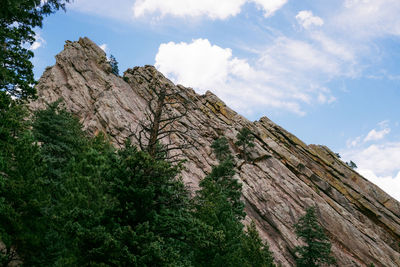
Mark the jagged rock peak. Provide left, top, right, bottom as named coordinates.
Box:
left=31, top=37, right=400, bottom=267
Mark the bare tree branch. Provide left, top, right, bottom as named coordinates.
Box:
left=129, top=73, right=195, bottom=162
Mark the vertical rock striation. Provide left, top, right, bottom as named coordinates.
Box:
left=31, top=37, right=400, bottom=266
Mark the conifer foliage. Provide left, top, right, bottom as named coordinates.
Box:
left=193, top=137, right=275, bottom=267
left=294, top=207, right=336, bottom=267
left=108, top=55, right=119, bottom=75
left=0, top=100, right=276, bottom=266
left=0, top=0, right=70, bottom=99
left=235, top=127, right=255, bottom=162
left=241, top=221, right=275, bottom=267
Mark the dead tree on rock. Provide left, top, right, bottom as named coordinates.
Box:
left=131, top=76, right=193, bottom=162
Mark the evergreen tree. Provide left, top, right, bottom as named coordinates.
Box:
left=108, top=55, right=119, bottom=76
left=29, top=101, right=115, bottom=265
left=294, top=207, right=336, bottom=267
left=104, top=141, right=196, bottom=266
left=193, top=137, right=245, bottom=266
left=32, top=100, right=87, bottom=183
left=0, top=96, right=51, bottom=266
left=0, top=129, right=48, bottom=266
left=346, top=160, right=357, bottom=169
left=235, top=127, right=255, bottom=162
left=211, top=136, right=230, bottom=161
left=1, top=0, right=70, bottom=100
left=193, top=137, right=275, bottom=266
left=240, top=221, right=275, bottom=267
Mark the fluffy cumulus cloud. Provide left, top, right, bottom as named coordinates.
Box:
left=155, top=39, right=249, bottom=90
left=133, top=0, right=287, bottom=19
left=155, top=38, right=349, bottom=115
left=295, top=10, right=324, bottom=29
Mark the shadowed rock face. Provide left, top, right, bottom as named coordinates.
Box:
left=31, top=37, right=400, bottom=267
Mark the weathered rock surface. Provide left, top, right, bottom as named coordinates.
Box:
left=31, top=37, right=400, bottom=266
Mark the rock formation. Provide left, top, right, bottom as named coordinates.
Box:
left=31, top=37, right=400, bottom=266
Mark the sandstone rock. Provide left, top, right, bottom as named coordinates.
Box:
left=31, top=37, right=400, bottom=267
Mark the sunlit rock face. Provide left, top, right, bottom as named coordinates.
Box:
left=32, top=37, right=400, bottom=267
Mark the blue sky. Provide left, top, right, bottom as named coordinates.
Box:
left=31, top=0, right=400, bottom=200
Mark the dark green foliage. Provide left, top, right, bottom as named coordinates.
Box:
left=30, top=101, right=115, bottom=265
left=346, top=160, right=357, bottom=169
left=0, top=0, right=69, bottom=99
left=0, top=94, right=42, bottom=265
left=240, top=221, right=275, bottom=267
left=103, top=141, right=197, bottom=266
left=1, top=101, right=275, bottom=266
left=294, top=207, right=336, bottom=267
left=211, top=136, right=230, bottom=161
left=193, top=138, right=244, bottom=266
left=0, top=129, right=47, bottom=266
left=193, top=137, right=275, bottom=266
left=108, top=55, right=119, bottom=75
left=235, top=127, right=255, bottom=162
left=32, top=99, right=87, bottom=182
left=0, top=91, right=29, bottom=151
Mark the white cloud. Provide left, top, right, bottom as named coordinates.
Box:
left=251, top=0, right=288, bottom=17
left=133, top=0, right=287, bottom=19
left=309, top=32, right=355, bottom=63
left=341, top=120, right=400, bottom=200
left=30, top=34, right=46, bottom=50
left=69, top=0, right=287, bottom=20
left=133, top=0, right=244, bottom=19
left=156, top=39, right=245, bottom=89
left=155, top=38, right=345, bottom=115
left=364, top=128, right=390, bottom=142
left=346, top=136, right=362, bottom=148
left=295, top=10, right=324, bottom=29
left=99, top=44, right=108, bottom=52
left=342, top=142, right=400, bottom=177
left=358, top=169, right=400, bottom=201
left=346, top=121, right=391, bottom=147
left=335, top=0, right=400, bottom=38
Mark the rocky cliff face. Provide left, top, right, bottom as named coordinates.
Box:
left=31, top=37, right=400, bottom=267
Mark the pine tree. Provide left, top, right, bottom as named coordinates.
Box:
left=294, top=207, right=336, bottom=267
left=240, top=221, right=275, bottom=267
left=104, top=141, right=196, bottom=266
left=235, top=127, right=255, bottom=162
left=0, top=97, right=50, bottom=266
left=108, top=55, right=119, bottom=75
left=193, top=137, right=245, bottom=266
left=346, top=160, right=357, bottom=169
left=29, top=100, right=116, bottom=265
left=0, top=131, right=48, bottom=266
left=32, top=99, right=87, bottom=183
left=1, top=0, right=70, bottom=100
left=193, top=137, right=276, bottom=266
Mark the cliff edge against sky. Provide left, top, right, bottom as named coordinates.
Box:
left=31, top=37, right=400, bottom=267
